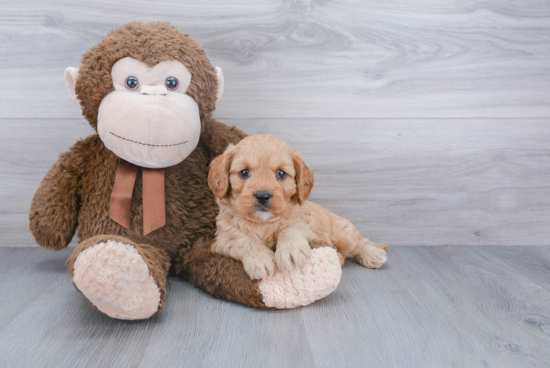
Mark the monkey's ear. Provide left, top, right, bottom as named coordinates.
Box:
left=215, top=66, right=224, bottom=102
left=64, top=67, right=80, bottom=106
left=293, top=151, right=314, bottom=204
left=208, top=144, right=236, bottom=198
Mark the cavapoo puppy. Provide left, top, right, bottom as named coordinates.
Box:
left=208, top=134, right=388, bottom=280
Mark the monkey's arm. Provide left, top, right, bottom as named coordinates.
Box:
left=29, top=142, right=87, bottom=250
left=178, top=238, right=341, bottom=310
left=200, top=117, right=247, bottom=159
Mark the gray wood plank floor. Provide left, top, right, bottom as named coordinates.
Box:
left=0, top=246, right=549, bottom=368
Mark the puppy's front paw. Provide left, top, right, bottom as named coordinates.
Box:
left=275, top=238, right=312, bottom=272
left=242, top=251, right=276, bottom=280
left=356, top=246, right=387, bottom=269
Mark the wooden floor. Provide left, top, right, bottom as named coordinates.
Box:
left=0, top=246, right=549, bottom=368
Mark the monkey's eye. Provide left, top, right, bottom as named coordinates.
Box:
left=125, top=76, right=139, bottom=90
left=277, top=170, right=287, bottom=179
left=239, top=169, right=250, bottom=179
left=165, top=76, right=179, bottom=90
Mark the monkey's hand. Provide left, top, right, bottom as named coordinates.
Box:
left=29, top=148, right=83, bottom=250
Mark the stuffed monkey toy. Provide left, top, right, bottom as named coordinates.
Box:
left=29, top=22, right=342, bottom=320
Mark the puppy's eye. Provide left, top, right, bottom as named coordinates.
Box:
left=277, top=170, right=287, bottom=179
left=239, top=169, right=250, bottom=179
left=165, top=76, right=179, bottom=90
left=125, top=76, right=139, bottom=90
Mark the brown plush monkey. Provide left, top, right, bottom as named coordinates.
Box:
left=29, top=22, right=342, bottom=320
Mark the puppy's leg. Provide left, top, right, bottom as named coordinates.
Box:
left=368, top=240, right=389, bottom=250
left=331, top=216, right=387, bottom=269
left=353, top=239, right=388, bottom=269
left=212, top=235, right=276, bottom=280
left=275, top=227, right=313, bottom=272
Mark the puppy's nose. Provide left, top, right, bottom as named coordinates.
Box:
left=255, top=191, right=272, bottom=205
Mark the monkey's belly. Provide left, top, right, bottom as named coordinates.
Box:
left=76, top=148, right=218, bottom=260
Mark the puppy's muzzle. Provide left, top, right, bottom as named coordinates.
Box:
left=255, top=191, right=272, bottom=207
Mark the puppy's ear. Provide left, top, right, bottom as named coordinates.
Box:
left=209, top=144, right=236, bottom=198
left=293, top=151, right=314, bottom=204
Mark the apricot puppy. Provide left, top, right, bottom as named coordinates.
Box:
left=208, top=134, right=387, bottom=280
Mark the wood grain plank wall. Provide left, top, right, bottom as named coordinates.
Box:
left=2, top=118, right=549, bottom=246
left=1, top=0, right=549, bottom=246
left=1, top=0, right=550, bottom=119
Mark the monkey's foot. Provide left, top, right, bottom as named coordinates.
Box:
left=72, top=240, right=161, bottom=320
left=258, top=247, right=342, bottom=309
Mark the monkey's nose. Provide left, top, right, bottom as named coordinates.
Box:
left=255, top=191, right=272, bottom=205
left=140, top=85, right=168, bottom=96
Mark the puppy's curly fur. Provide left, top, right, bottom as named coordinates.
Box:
left=208, top=134, right=388, bottom=280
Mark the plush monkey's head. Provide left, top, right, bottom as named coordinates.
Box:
left=64, top=22, right=224, bottom=168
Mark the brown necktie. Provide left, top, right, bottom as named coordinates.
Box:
left=109, top=159, right=166, bottom=236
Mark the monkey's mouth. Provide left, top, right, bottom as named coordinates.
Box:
left=109, top=132, right=188, bottom=147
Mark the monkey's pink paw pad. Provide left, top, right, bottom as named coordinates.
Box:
left=259, top=247, right=342, bottom=309
left=73, top=240, right=161, bottom=320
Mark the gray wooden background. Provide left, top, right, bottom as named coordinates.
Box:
left=1, top=0, right=549, bottom=247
